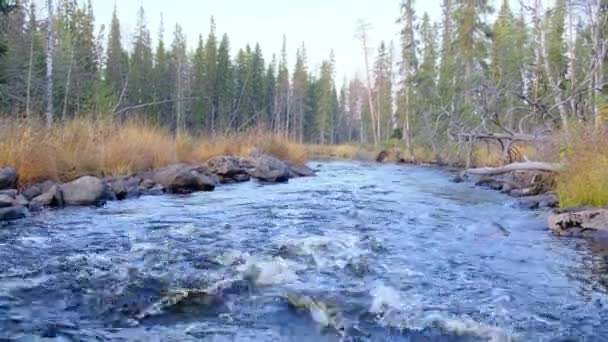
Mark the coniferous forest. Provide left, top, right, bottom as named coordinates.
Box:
left=0, top=0, right=606, bottom=157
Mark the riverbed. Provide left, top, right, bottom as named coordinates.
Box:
left=0, top=161, right=606, bottom=341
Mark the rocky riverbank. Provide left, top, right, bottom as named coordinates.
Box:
left=0, top=153, right=314, bottom=222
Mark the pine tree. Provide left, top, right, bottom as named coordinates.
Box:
left=171, top=23, right=187, bottom=135
left=105, top=4, right=128, bottom=100
left=128, top=5, right=154, bottom=110
left=248, top=43, right=266, bottom=127
left=292, top=44, right=309, bottom=142
left=153, top=15, right=172, bottom=123
left=192, top=34, right=206, bottom=128
left=275, top=35, right=290, bottom=135
left=315, top=54, right=335, bottom=144
left=398, top=0, right=418, bottom=160
left=374, top=41, right=393, bottom=141
left=215, top=33, right=232, bottom=133
left=264, top=54, right=276, bottom=128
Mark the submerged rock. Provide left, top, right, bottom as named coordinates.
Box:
left=548, top=207, right=608, bottom=237
left=0, top=167, right=17, bottom=190
left=0, top=205, right=28, bottom=221
left=60, top=176, right=115, bottom=206
left=518, top=193, right=559, bottom=210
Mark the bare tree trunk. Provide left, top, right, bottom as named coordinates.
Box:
left=357, top=21, right=378, bottom=146
left=25, top=23, right=35, bottom=119
left=567, top=0, right=577, bottom=120
left=404, top=89, right=415, bottom=162
left=45, top=0, right=54, bottom=128
left=176, top=59, right=183, bottom=136
left=62, top=46, right=75, bottom=121
left=534, top=0, right=570, bottom=138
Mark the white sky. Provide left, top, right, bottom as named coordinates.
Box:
left=34, top=0, right=541, bottom=80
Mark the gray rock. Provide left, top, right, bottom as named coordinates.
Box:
left=60, top=176, right=116, bottom=206
left=286, top=162, right=315, bottom=178
left=0, top=194, right=15, bottom=208
left=519, top=193, right=559, bottom=210
left=106, top=176, right=142, bottom=200
left=140, top=178, right=156, bottom=190
left=14, top=194, right=29, bottom=207
left=22, top=180, right=56, bottom=200
left=548, top=207, right=608, bottom=237
left=206, top=156, right=251, bottom=183
left=0, top=167, right=17, bottom=190
left=153, top=164, right=216, bottom=194
left=249, top=154, right=290, bottom=183
left=0, top=189, right=18, bottom=198
left=0, top=205, right=28, bottom=221
left=29, top=185, right=63, bottom=211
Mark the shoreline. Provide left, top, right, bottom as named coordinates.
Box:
left=0, top=154, right=315, bottom=222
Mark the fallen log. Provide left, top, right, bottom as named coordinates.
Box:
left=466, top=162, right=562, bottom=176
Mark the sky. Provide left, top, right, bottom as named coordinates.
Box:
left=83, top=0, right=444, bottom=80
left=34, top=0, right=539, bottom=81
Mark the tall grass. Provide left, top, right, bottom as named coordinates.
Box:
left=0, top=118, right=307, bottom=185
left=556, top=126, right=608, bottom=208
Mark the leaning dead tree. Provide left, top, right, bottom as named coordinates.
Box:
left=466, top=161, right=563, bottom=176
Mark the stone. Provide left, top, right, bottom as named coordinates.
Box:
left=286, top=162, right=315, bottom=178
left=0, top=167, right=17, bottom=190
left=519, top=194, right=559, bottom=210
left=153, top=164, right=216, bottom=194
left=14, top=194, right=29, bottom=207
left=106, top=176, right=142, bottom=200
left=22, top=180, right=56, bottom=200
left=0, top=205, right=28, bottom=221
left=205, top=156, right=250, bottom=183
left=548, top=207, right=608, bottom=237
left=0, top=189, right=18, bottom=198
left=29, top=185, right=63, bottom=211
left=0, top=194, right=15, bottom=208
left=60, top=176, right=116, bottom=206
left=248, top=154, right=290, bottom=183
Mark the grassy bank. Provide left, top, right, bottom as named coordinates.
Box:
left=556, top=126, right=608, bottom=208
left=0, top=119, right=307, bottom=185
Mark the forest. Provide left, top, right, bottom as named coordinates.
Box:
left=0, top=0, right=607, bottom=205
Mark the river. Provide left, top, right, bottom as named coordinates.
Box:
left=0, top=161, right=607, bottom=341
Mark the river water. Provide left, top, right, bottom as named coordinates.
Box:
left=0, top=161, right=607, bottom=341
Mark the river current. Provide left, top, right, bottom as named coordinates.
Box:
left=0, top=161, right=607, bottom=341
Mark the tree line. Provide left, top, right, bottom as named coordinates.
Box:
left=0, top=0, right=606, bottom=150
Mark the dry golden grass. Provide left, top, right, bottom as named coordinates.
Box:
left=0, top=118, right=308, bottom=186
left=557, top=126, right=608, bottom=208
left=306, top=144, right=378, bottom=161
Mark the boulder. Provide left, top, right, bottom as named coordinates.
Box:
left=475, top=176, right=504, bottom=191
left=548, top=207, right=608, bottom=237
left=22, top=180, right=56, bottom=201
left=248, top=154, right=290, bottom=183
left=153, top=164, right=216, bottom=194
left=518, top=193, right=559, bottom=210
left=0, top=205, right=28, bottom=221
left=0, top=189, right=18, bottom=198
left=376, top=149, right=406, bottom=163
left=14, top=194, right=29, bottom=207
left=29, top=185, right=63, bottom=211
left=286, top=162, right=315, bottom=178
left=106, top=176, right=142, bottom=200
left=0, top=167, right=17, bottom=190
left=60, top=176, right=115, bottom=206
left=205, top=156, right=250, bottom=183
left=0, top=194, right=14, bottom=208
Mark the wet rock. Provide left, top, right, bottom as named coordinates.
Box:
left=0, top=194, right=15, bottom=208
left=548, top=207, right=608, bottom=237
left=0, top=189, right=18, bottom=198
left=22, top=180, right=56, bottom=200
left=0, top=167, right=17, bottom=190
left=450, top=172, right=467, bottom=183
left=29, top=185, right=63, bottom=211
left=205, top=156, right=250, bottom=183
left=60, top=176, right=115, bottom=206
left=286, top=162, right=315, bottom=178
left=106, top=176, right=142, bottom=200
left=14, top=194, right=29, bottom=207
left=153, top=164, right=216, bottom=194
left=519, top=193, right=559, bottom=210
left=0, top=205, right=28, bottom=221
left=248, top=154, right=290, bottom=183
left=139, top=178, right=156, bottom=190
left=376, top=149, right=406, bottom=163
left=475, top=176, right=504, bottom=191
